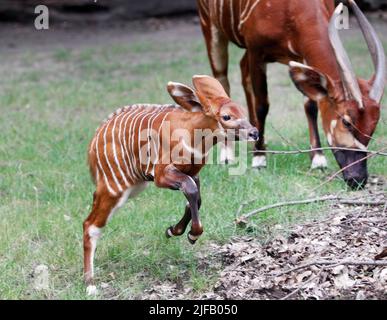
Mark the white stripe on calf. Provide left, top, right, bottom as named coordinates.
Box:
left=137, top=107, right=162, bottom=177
left=122, top=106, right=143, bottom=183
left=103, top=118, right=123, bottom=193
left=200, top=0, right=209, bottom=16
left=146, top=109, right=165, bottom=174
left=152, top=111, right=172, bottom=168
left=124, top=105, right=144, bottom=181
left=145, top=107, right=167, bottom=174
left=95, top=126, right=117, bottom=196
left=117, top=110, right=134, bottom=183
left=241, top=0, right=251, bottom=18
left=112, top=113, right=130, bottom=188
left=130, top=108, right=152, bottom=180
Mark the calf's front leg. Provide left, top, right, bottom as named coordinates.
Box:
left=166, top=176, right=202, bottom=239
left=155, top=166, right=203, bottom=244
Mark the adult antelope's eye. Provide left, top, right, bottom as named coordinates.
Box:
left=222, top=115, right=231, bottom=121
left=342, top=118, right=351, bottom=128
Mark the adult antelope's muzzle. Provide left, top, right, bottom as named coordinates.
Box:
left=333, top=150, right=368, bottom=190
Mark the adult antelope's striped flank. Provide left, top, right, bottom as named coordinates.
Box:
left=83, top=75, right=259, bottom=295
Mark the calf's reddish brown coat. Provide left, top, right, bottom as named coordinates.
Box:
left=83, top=75, right=258, bottom=294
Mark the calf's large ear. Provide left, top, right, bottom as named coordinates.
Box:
left=192, top=75, right=230, bottom=116
left=289, top=61, right=334, bottom=102
left=167, top=82, right=202, bottom=112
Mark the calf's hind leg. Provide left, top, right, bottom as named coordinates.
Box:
left=83, top=190, right=124, bottom=295
left=83, top=184, right=147, bottom=295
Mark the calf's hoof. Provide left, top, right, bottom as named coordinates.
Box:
left=86, top=285, right=98, bottom=296
left=187, top=233, right=199, bottom=245
left=165, top=226, right=174, bottom=238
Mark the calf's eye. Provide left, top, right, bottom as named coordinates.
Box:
left=222, top=115, right=231, bottom=121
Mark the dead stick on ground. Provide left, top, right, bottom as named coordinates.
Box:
left=280, top=271, right=323, bottom=300
left=236, top=196, right=338, bottom=224
left=235, top=196, right=385, bottom=225
left=375, top=248, right=387, bottom=261
left=275, top=260, right=387, bottom=277
left=248, top=147, right=387, bottom=156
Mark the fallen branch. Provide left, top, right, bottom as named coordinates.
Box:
left=375, top=248, right=387, bottom=261
left=249, top=147, right=387, bottom=157
left=280, top=271, right=323, bottom=300
left=275, top=260, right=387, bottom=277
left=235, top=196, right=386, bottom=225
left=236, top=196, right=337, bottom=225
left=338, top=200, right=386, bottom=206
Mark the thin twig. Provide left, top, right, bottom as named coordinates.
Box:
left=248, top=147, right=387, bottom=156
left=280, top=270, right=323, bottom=300
left=275, top=260, right=387, bottom=277
left=235, top=196, right=385, bottom=225
left=375, top=248, right=387, bottom=261
left=338, top=200, right=386, bottom=206
left=235, top=196, right=338, bottom=224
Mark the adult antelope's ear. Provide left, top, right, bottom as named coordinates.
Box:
left=192, top=75, right=230, bottom=116
left=289, top=61, right=334, bottom=102
left=167, top=82, right=202, bottom=112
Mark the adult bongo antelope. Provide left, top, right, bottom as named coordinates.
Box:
left=83, top=75, right=258, bottom=294
left=197, top=0, right=385, bottom=188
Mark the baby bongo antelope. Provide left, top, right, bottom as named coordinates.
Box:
left=83, top=75, right=258, bottom=294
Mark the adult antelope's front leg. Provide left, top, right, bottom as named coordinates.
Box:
left=245, top=51, right=269, bottom=168
left=155, top=166, right=202, bottom=244
left=304, top=99, right=327, bottom=169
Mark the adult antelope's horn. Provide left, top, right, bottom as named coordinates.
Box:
left=348, top=0, right=386, bottom=104
left=329, top=3, right=364, bottom=109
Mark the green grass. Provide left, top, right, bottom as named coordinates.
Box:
left=0, top=24, right=386, bottom=300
